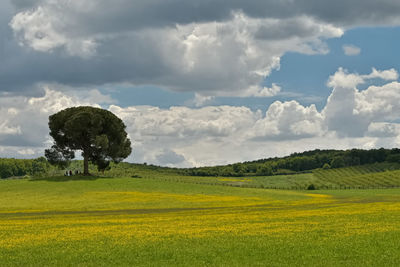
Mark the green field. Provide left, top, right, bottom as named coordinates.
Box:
left=114, top=162, right=400, bottom=190
left=1, top=175, right=400, bottom=266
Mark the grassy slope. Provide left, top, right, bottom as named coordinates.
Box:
left=313, top=163, right=400, bottom=188
left=111, top=162, right=400, bottom=190
left=41, top=161, right=400, bottom=190
left=0, top=177, right=400, bottom=266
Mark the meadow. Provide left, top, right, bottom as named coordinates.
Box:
left=120, top=162, right=400, bottom=190
left=1, top=175, right=400, bottom=266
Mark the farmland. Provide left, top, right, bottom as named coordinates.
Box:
left=112, top=161, right=400, bottom=190
left=1, top=176, right=400, bottom=266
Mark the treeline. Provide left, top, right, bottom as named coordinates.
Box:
left=0, top=157, right=50, bottom=179
left=180, top=148, right=400, bottom=177
left=2, top=148, right=400, bottom=179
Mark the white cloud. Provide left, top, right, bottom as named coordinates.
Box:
left=1, top=68, right=400, bottom=167
left=109, top=104, right=260, bottom=140
left=251, top=84, right=281, bottom=97
left=355, top=81, right=400, bottom=120
left=9, top=6, right=97, bottom=57
left=363, top=68, right=399, bottom=81
left=4, top=1, right=400, bottom=166
left=0, top=85, right=98, bottom=149
left=324, top=67, right=400, bottom=137
left=192, top=93, right=215, bottom=107
left=326, top=67, right=365, bottom=89
left=18, top=148, right=36, bottom=155
left=249, top=101, right=324, bottom=140
left=4, top=0, right=400, bottom=102
left=343, top=44, right=361, bottom=56
left=326, top=67, right=399, bottom=90
left=366, top=122, right=399, bottom=137
left=8, top=4, right=343, bottom=97
left=0, top=120, right=21, bottom=135
left=10, top=6, right=66, bottom=52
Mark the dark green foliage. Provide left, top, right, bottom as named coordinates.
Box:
left=44, top=145, right=75, bottom=169
left=96, top=159, right=111, bottom=172
left=45, top=106, right=132, bottom=175
left=386, top=154, right=400, bottom=163
left=307, top=184, right=316, bottom=190
left=330, top=157, right=345, bottom=168
left=179, top=148, right=400, bottom=177
left=0, top=157, right=50, bottom=179
left=256, top=164, right=273, bottom=176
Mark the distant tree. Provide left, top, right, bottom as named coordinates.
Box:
left=232, top=163, right=245, bottom=176
left=387, top=154, right=400, bottom=163
left=307, top=184, right=316, bottom=190
left=256, top=164, right=273, bottom=176
left=330, top=157, right=345, bottom=168
left=322, top=163, right=331, bottom=169
left=45, top=106, right=132, bottom=175
left=31, top=157, right=49, bottom=175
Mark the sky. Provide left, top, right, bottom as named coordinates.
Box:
left=1, top=0, right=400, bottom=167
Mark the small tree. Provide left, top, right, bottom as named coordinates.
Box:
left=307, top=184, right=316, bottom=190
left=45, top=106, right=132, bottom=175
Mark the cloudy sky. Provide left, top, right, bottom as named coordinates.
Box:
left=2, top=0, right=400, bottom=167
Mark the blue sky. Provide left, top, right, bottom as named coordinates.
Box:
left=2, top=1, right=400, bottom=166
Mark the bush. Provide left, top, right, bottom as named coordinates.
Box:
left=307, top=184, right=316, bottom=190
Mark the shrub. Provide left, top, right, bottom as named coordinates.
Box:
left=307, top=184, right=316, bottom=190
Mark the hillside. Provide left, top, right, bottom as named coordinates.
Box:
left=180, top=148, right=400, bottom=177
left=122, top=162, right=400, bottom=190
left=2, top=148, right=400, bottom=190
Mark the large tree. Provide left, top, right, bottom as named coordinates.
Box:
left=45, top=106, right=132, bottom=175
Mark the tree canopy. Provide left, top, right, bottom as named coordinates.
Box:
left=45, top=106, right=132, bottom=175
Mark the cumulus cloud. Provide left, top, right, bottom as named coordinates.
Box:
left=10, top=6, right=97, bottom=57
left=0, top=120, right=21, bottom=135
left=2, top=0, right=400, bottom=99
left=324, top=67, right=400, bottom=137
left=366, top=122, right=399, bottom=138
left=355, top=81, right=400, bottom=120
left=109, top=104, right=260, bottom=140
left=251, top=84, right=281, bottom=97
left=249, top=101, right=324, bottom=140
left=363, top=68, right=399, bottom=81
left=326, top=67, right=364, bottom=89
left=2, top=68, right=400, bottom=167
left=192, top=94, right=215, bottom=107
left=326, top=67, right=399, bottom=89
left=3, top=1, right=400, bottom=166
left=0, top=86, right=97, bottom=150
left=342, top=44, right=361, bottom=56
left=5, top=1, right=344, bottom=97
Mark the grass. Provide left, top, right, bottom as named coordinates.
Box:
left=96, top=162, right=400, bottom=190
left=0, top=177, right=400, bottom=266
left=313, top=163, right=400, bottom=189
left=40, top=161, right=400, bottom=190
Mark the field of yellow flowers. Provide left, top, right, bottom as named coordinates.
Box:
left=0, top=177, right=399, bottom=266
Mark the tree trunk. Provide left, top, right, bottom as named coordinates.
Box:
left=83, top=152, right=89, bottom=176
